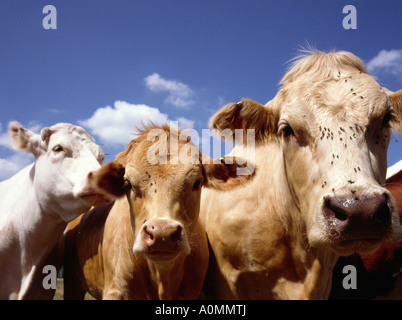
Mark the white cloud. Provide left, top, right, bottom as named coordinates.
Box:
left=78, top=100, right=195, bottom=146
left=144, top=73, right=195, bottom=108
left=0, top=132, right=10, bottom=148
left=177, top=117, right=195, bottom=130
left=25, top=121, right=42, bottom=135
left=0, top=124, right=9, bottom=148
left=367, top=49, right=402, bottom=75
left=47, top=108, right=64, bottom=114
left=0, top=153, right=33, bottom=181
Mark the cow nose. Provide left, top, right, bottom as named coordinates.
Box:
left=87, top=171, right=96, bottom=181
left=323, top=193, right=391, bottom=240
left=141, top=220, right=183, bottom=251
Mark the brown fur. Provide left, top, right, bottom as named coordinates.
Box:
left=210, top=99, right=278, bottom=145
left=389, top=89, right=402, bottom=131
left=64, top=124, right=255, bottom=300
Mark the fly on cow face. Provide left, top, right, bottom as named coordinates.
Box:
left=210, top=51, right=402, bottom=258
left=275, top=58, right=399, bottom=255
left=204, top=50, right=402, bottom=299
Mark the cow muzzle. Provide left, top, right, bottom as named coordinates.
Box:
left=322, top=193, right=392, bottom=253
left=133, top=219, right=190, bottom=260
left=77, top=171, right=108, bottom=207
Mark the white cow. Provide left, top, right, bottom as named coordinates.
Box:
left=0, top=121, right=105, bottom=299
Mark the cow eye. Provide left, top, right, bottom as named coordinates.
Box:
left=382, top=112, right=392, bottom=128
left=52, top=145, right=64, bottom=153
left=123, top=179, right=132, bottom=190
left=192, top=178, right=203, bottom=191
left=281, top=125, right=294, bottom=138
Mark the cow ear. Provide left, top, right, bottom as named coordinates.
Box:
left=8, top=121, right=44, bottom=156
left=389, top=89, right=402, bottom=131
left=209, top=98, right=277, bottom=144
left=203, top=156, right=256, bottom=191
left=93, top=161, right=127, bottom=198
left=40, top=127, right=53, bottom=141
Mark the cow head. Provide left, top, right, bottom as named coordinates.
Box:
left=8, top=121, right=105, bottom=220
left=92, top=124, right=254, bottom=262
left=210, top=51, right=402, bottom=255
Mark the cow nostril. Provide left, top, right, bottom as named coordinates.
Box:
left=375, top=194, right=391, bottom=224
left=334, top=209, right=348, bottom=222
left=377, top=207, right=391, bottom=223
left=170, top=225, right=182, bottom=242
left=324, top=198, right=348, bottom=222
left=144, top=226, right=154, bottom=240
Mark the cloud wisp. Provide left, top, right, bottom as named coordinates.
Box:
left=0, top=153, right=33, bottom=181
left=144, top=73, right=195, bottom=108
left=78, top=100, right=195, bottom=146
left=367, top=49, right=402, bottom=76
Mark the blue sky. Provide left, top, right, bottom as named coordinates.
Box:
left=0, top=0, right=401, bottom=180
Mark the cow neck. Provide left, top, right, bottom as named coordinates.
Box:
left=147, top=254, right=186, bottom=300
left=253, top=143, right=306, bottom=239
left=8, top=164, right=65, bottom=250
left=280, top=157, right=340, bottom=298
left=304, top=249, right=339, bottom=299
left=19, top=189, right=65, bottom=269
left=278, top=159, right=339, bottom=298
left=255, top=143, right=339, bottom=298
left=8, top=165, right=67, bottom=299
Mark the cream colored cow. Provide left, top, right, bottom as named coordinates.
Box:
left=200, top=50, right=402, bottom=299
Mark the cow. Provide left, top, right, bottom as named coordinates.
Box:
left=200, top=50, right=402, bottom=299
left=330, top=159, right=402, bottom=300
left=0, top=121, right=105, bottom=300
left=63, top=124, right=255, bottom=300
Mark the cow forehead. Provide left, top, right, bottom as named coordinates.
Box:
left=47, top=124, right=101, bottom=154
left=126, top=161, right=202, bottom=188
left=49, top=123, right=93, bottom=139
left=125, top=132, right=203, bottom=178
left=281, top=73, right=389, bottom=127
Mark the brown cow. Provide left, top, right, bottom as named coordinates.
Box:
left=200, top=50, right=402, bottom=299
left=63, top=124, right=254, bottom=300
